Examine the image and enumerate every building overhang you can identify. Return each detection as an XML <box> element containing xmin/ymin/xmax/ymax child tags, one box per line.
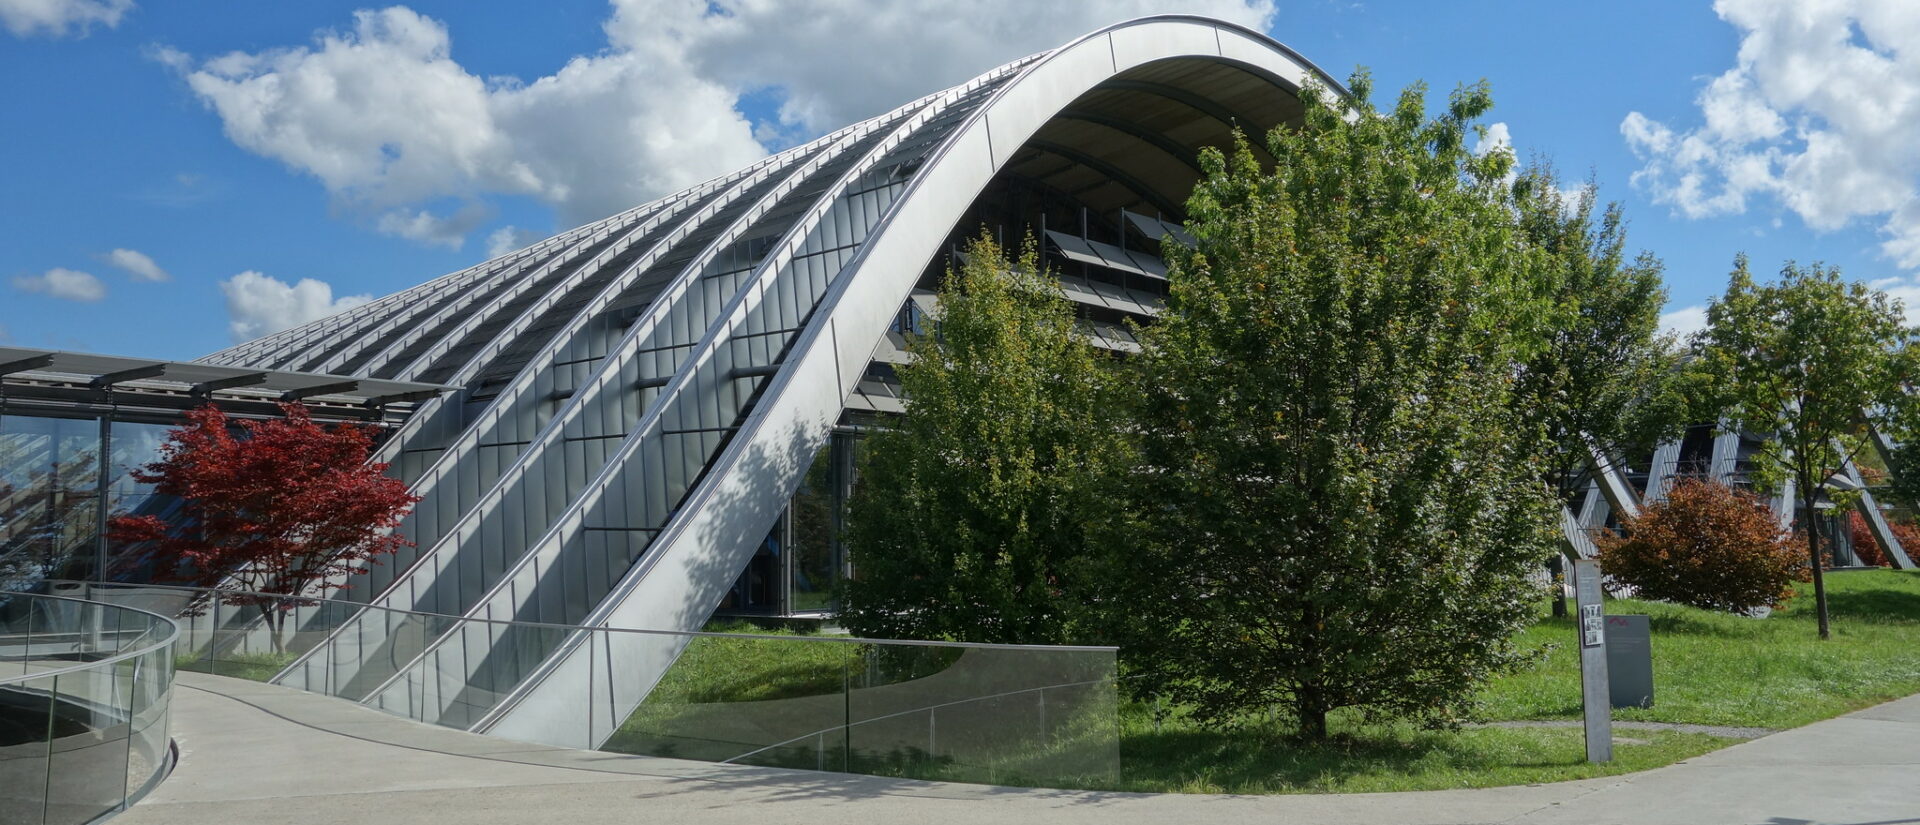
<box><xmin>0</xmin><ymin>346</ymin><xmax>455</xmax><ymax>425</ymax></box>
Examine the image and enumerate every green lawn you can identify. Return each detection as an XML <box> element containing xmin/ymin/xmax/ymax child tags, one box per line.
<box><xmin>604</xmin><ymin>570</ymin><xmax>1920</xmax><ymax>794</ymax></box>
<box><xmin>1109</xmin><ymin>715</ymin><xmax>1728</xmax><ymax>794</ymax></box>
<box><xmin>1485</xmin><ymin>568</ymin><xmax>1920</xmax><ymax>730</ymax></box>
<box><xmin>639</xmin><ymin>620</ymin><xmax>865</xmax><ymax>705</ymax></box>
<box><xmin>175</xmin><ymin>650</ymin><xmax>298</xmax><ymax>682</ymax></box>
<box><xmin>1108</xmin><ymin>568</ymin><xmax>1920</xmax><ymax>793</ymax></box>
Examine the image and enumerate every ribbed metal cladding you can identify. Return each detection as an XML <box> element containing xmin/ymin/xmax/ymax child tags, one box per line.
<box><xmin>268</xmin><ymin>85</ymin><xmax>968</xmax><ymax>703</ymax></box>
<box><xmin>185</xmin><ymin>14</ymin><xmax>1342</xmax><ymax>748</ymax></box>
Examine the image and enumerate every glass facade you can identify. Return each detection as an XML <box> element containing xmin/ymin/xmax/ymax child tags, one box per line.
<box><xmin>0</xmin><ymin>414</ymin><xmax>178</xmax><ymax>589</ymax></box>
<box><xmin>722</xmin><ymin>429</ymin><xmax>859</xmax><ymax>615</ymax></box>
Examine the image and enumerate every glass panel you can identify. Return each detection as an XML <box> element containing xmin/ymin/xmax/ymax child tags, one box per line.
<box><xmin>848</xmin><ymin>647</ymin><xmax>1120</xmax><ymax>786</ymax></box>
<box><xmin>0</xmin><ymin>415</ymin><xmax>103</xmax><ymax>588</ymax></box>
<box><xmin>0</xmin><ymin>671</ymin><xmax>56</xmax><ymax>825</ymax></box>
<box><xmin>605</xmin><ymin>634</ymin><xmax>856</xmax><ymax>765</ymax></box>
<box><xmin>103</xmin><ymin>420</ymin><xmax>178</xmax><ymax>583</ymax></box>
<box><xmin>605</xmin><ymin>635</ymin><xmax>1120</xmax><ymax>789</ymax></box>
<box><xmin>789</xmin><ymin>446</ymin><xmax>835</xmax><ymax>613</ymax></box>
<box><xmin>125</xmin><ymin>645</ymin><xmax>171</xmax><ymax>800</ymax></box>
<box><xmin>43</xmin><ymin>667</ymin><xmax>131</xmax><ymax>824</ymax></box>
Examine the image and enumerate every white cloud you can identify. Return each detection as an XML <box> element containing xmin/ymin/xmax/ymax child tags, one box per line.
<box><xmin>104</xmin><ymin>248</ymin><xmax>168</xmax><ymax>282</ymax></box>
<box><xmin>163</xmin><ymin>2</ymin><xmax>1275</xmax><ymax>241</ymax></box>
<box><xmin>12</xmin><ymin>267</ymin><xmax>106</xmax><ymax>301</ymax></box>
<box><xmin>1659</xmin><ymin>304</ymin><xmax>1709</xmax><ymax>339</ymax></box>
<box><xmin>165</xmin><ymin>6</ymin><xmax>766</xmax><ymax>232</ymax></box>
<box><xmin>376</xmin><ymin>202</ymin><xmax>492</xmax><ymax>248</ymax></box>
<box><xmin>1474</xmin><ymin>121</ymin><xmax>1513</xmax><ymax>157</ymax></box>
<box><xmin>0</xmin><ymin>0</ymin><xmax>131</xmax><ymax>38</ymax></box>
<box><xmin>1472</xmin><ymin>121</ymin><xmax>1517</xmax><ymax>189</ymax></box>
<box><xmin>1622</xmin><ymin>0</ymin><xmax>1920</xmax><ymax>269</ymax></box>
<box><xmin>1863</xmin><ymin>273</ymin><xmax>1920</xmax><ymax>326</ymax></box>
<box><xmin>606</xmin><ymin>0</ymin><xmax>1278</xmax><ymax>135</ymax></box>
<box><xmin>220</xmin><ymin>270</ymin><xmax>372</xmax><ymax>343</ymax></box>
<box><xmin>485</xmin><ymin>225</ymin><xmax>543</xmax><ymax>258</ymax></box>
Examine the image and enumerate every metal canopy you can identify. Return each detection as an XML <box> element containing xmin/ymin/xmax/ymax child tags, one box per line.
<box><xmin>0</xmin><ymin>346</ymin><xmax>453</xmax><ymax>407</ymax></box>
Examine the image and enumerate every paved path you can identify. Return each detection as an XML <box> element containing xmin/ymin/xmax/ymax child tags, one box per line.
<box><xmin>122</xmin><ymin>672</ymin><xmax>1920</xmax><ymax>825</ymax></box>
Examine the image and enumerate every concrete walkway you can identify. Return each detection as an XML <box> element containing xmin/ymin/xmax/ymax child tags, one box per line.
<box><xmin>121</xmin><ymin>672</ymin><xmax>1920</xmax><ymax>825</ymax></box>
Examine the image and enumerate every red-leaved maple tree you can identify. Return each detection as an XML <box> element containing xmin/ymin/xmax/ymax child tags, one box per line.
<box><xmin>109</xmin><ymin>403</ymin><xmax>418</xmax><ymax>651</ymax></box>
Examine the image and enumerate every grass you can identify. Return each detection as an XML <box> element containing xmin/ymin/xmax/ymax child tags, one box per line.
<box><xmin>601</xmin><ymin>570</ymin><xmax>1920</xmax><ymax>794</ymax></box>
<box><xmin>1105</xmin><ymin>568</ymin><xmax>1920</xmax><ymax>793</ymax></box>
<box><xmin>640</xmin><ymin>620</ymin><xmax>865</xmax><ymax>705</ymax></box>
<box><xmin>1485</xmin><ymin>568</ymin><xmax>1920</xmax><ymax>729</ymax></box>
<box><xmin>175</xmin><ymin>650</ymin><xmax>298</xmax><ymax>682</ymax></box>
<box><xmin>1108</xmin><ymin>715</ymin><xmax>1728</xmax><ymax>793</ymax></box>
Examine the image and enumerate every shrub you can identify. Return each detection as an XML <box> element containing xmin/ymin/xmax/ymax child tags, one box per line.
<box><xmin>1843</xmin><ymin>511</ymin><xmax>1891</xmax><ymax>567</ymax></box>
<box><xmin>1598</xmin><ymin>479</ymin><xmax>1808</xmax><ymax>612</ymax></box>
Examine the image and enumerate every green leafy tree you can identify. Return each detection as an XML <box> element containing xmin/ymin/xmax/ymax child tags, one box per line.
<box><xmin>838</xmin><ymin>233</ymin><xmax>1121</xmax><ymax>644</ymax></box>
<box><xmin>1109</xmin><ymin>75</ymin><xmax>1560</xmax><ymax>740</ymax></box>
<box><xmin>1508</xmin><ymin>166</ymin><xmax>1685</xmax><ymax>616</ymax></box>
<box><xmin>1693</xmin><ymin>258</ymin><xmax>1917</xmax><ymax>639</ymax></box>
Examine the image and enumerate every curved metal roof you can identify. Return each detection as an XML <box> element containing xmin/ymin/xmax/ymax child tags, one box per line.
<box><xmin>208</xmin><ymin>16</ymin><xmax>1336</xmax><ymax>748</ymax></box>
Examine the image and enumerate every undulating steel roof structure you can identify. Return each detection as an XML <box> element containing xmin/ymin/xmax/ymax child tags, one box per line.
<box><xmin>202</xmin><ymin>15</ymin><xmax>1349</xmax><ymax>748</ymax></box>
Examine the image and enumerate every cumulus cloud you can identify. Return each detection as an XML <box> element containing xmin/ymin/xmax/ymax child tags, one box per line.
<box><xmin>376</xmin><ymin>202</ymin><xmax>492</xmax><ymax>248</ymax></box>
<box><xmin>606</xmin><ymin>0</ymin><xmax>1278</xmax><ymax>135</ymax></box>
<box><xmin>1658</xmin><ymin>304</ymin><xmax>1709</xmax><ymax>339</ymax></box>
<box><xmin>104</xmin><ymin>248</ymin><xmax>168</xmax><ymax>282</ymax></box>
<box><xmin>485</xmin><ymin>225</ymin><xmax>543</xmax><ymax>258</ymax></box>
<box><xmin>0</xmin><ymin>0</ymin><xmax>130</xmax><ymax>38</ymax></box>
<box><xmin>162</xmin><ymin>1</ymin><xmax>1274</xmax><ymax>242</ymax></box>
<box><xmin>1622</xmin><ymin>0</ymin><xmax>1920</xmax><ymax>269</ymax></box>
<box><xmin>1860</xmin><ymin>273</ymin><xmax>1920</xmax><ymax>326</ymax></box>
<box><xmin>12</xmin><ymin>268</ymin><xmax>106</xmax><ymax>301</ymax></box>
<box><xmin>220</xmin><ymin>270</ymin><xmax>372</xmax><ymax>342</ymax></box>
<box><xmin>1474</xmin><ymin>122</ymin><xmax>1513</xmax><ymax>157</ymax></box>
<box><xmin>164</xmin><ymin>6</ymin><xmax>765</xmax><ymax>231</ymax></box>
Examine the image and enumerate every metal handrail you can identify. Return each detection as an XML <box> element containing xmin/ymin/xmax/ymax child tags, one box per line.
<box><xmin>0</xmin><ymin>590</ymin><xmax>181</xmax><ymax>685</ymax></box>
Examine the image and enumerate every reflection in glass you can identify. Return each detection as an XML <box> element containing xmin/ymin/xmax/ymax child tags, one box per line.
<box><xmin>105</xmin><ymin>420</ymin><xmax>178</xmax><ymax>582</ymax></box>
<box><xmin>0</xmin><ymin>416</ymin><xmax>102</xmax><ymax>587</ymax></box>
<box><xmin>789</xmin><ymin>445</ymin><xmax>836</xmax><ymax>613</ymax></box>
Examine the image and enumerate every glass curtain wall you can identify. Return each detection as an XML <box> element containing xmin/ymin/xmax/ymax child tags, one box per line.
<box><xmin>721</xmin><ymin>429</ymin><xmax>860</xmax><ymax>616</ymax></box>
<box><xmin>0</xmin><ymin>413</ymin><xmax>178</xmax><ymax>589</ymax></box>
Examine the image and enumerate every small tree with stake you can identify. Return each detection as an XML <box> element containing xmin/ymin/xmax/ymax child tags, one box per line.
<box><xmin>1692</xmin><ymin>258</ymin><xmax>1916</xmax><ymax>639</ymax></box>
<box><xmin>109</xmin><ymin>403</ymin><xmax>419</xmax><ymax>652</ymax></box>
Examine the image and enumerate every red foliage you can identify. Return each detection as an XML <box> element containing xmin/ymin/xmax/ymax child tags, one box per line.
<box><xmin>109</xmin><ymin>404</ymin><xmax>418</xmax><ymax>628</ymax></box>
<box><xmin>1843</xmin><ymin>511</ymin><xmax>1891</xmax><ymax>567</ymax></box>
<box><xmin>1597</xmin><ymin>478</ymin><xmax>1809</xmax><ymax>613</ymax></box>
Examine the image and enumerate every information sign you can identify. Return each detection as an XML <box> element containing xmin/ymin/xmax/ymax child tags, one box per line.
<box><xmin>1572</xmin><ymin>559</ymin><xmax>1611</xmax><ymax>763</ymax></box>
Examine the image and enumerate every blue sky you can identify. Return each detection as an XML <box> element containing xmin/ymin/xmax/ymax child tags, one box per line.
<box><xmin>4</xmin><ymin>0</ymin><xmax>1916</xmax><ymax>360</ymax></box>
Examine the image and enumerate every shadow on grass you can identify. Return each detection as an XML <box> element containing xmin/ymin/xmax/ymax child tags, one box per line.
<box><xmin>1818</xmin><ymin>588</ymin><xmax>1920</xmax><ymax>624</ymax></box>
<box><xmin>1114</xmin><ymin>724</ymin><xmax>1546</xmax><ymax>793</ymax></box>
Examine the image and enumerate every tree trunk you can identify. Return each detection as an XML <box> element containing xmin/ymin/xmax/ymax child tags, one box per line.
<box><xmin>1804</xmin><ymin>492</ymin><xmax>1830</xmax><ymax>640</ymax></box>
<box><xmin>1297</xmin><ymin>692</ymin><xmax>1329</xmax><ymax>741</ymax></box>
<box><xmin>260</xmin><ymin>600</ymin><xmax>288</xmax><ymax>655</ymax></box>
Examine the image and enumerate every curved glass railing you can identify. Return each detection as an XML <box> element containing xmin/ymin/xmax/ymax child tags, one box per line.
<box><xmin>0</xmin><ymin>591</ymin><xmax>179</xmax><ymax>825</ymax></box>
<box><xmin>73</xmin><ymin>581</ymin><xmax>1117</xmax><ymax>788</ymax></box>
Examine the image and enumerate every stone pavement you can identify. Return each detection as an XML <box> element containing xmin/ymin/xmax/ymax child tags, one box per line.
<box><xmin>119</xmin><ymin>672</ymin><xmax>1920</xmax><ymax>825</ymax></box>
